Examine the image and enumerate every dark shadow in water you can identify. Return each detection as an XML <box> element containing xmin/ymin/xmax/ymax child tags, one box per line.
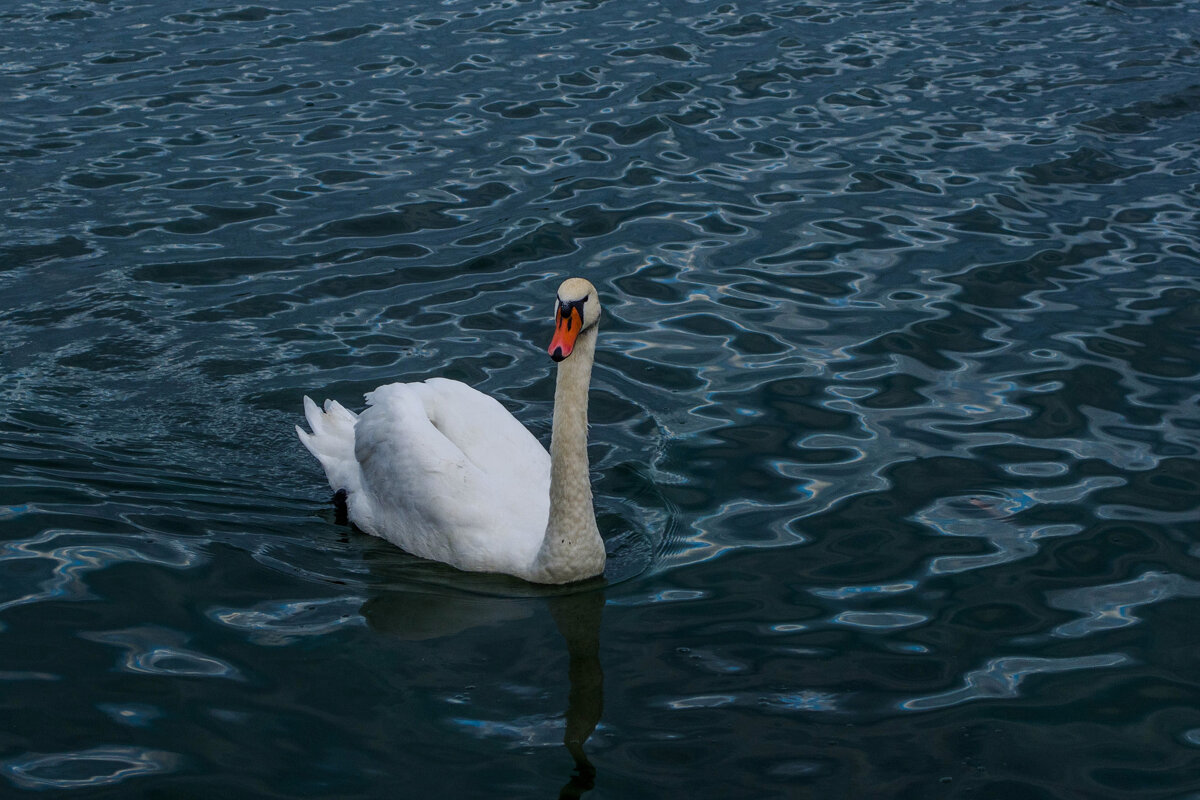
<box><xmin>359</xmin><ymin>571</ymin><xmax>606</xmax><ymax>797</ymax></box>
<box><xmin>548</xmin><ymin>590</ymin><xmax>604</xmax><ymax>799</ymax></box>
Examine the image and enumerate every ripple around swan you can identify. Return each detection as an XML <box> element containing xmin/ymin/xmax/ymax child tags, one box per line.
<box><xmin>2</xmin><ymin>0</ymin><xmax>1200</xmax><ymax>796</ymax></box>
<box><xmin>208</xmin><ymin>596</ymin><xmax>365</xmax><ymax>646</ymax></box>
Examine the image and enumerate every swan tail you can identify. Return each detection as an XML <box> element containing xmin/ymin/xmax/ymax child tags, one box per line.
<box><xmin>297</xmin><ymin>396</ymin><xmax>363</xmax><ymax>496</ymax></box>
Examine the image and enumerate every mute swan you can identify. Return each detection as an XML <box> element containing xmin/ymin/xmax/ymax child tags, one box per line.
<box><xmin>297</xmin><ymin>278</ymin><xmax>606</xmax><ymax>584</ymax></box>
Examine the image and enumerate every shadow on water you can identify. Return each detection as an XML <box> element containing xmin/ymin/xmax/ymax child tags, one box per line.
<box><xmin>290</xmin><ymin>380</ymin><xmax>662</xmax><ymax>797</ymax></box>
<box><xmin>549</xmin><ymin>591</ymin><xmax>605</xmax><ymax>799</ymax></box>
<box><xmin>361</xmin><ymin>573</ymin><xmax>607</xmax><ymax>798</ymax></box>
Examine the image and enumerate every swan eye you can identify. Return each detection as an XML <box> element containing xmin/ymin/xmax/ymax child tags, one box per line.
<box><xmin>556</xmin><ymin>296</ymin><xmax>587</xmax><ymax>328</ymax></box>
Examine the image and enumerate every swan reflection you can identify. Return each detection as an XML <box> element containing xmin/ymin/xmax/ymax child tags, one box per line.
<box><xmin>361</xmin><ymin>575</ymin><xmax>605</xmax><ymax>797</ymax></box>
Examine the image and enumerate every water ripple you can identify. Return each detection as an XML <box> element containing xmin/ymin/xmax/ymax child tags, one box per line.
<box><xmin>2</xmin><ymin>746</ymin><xmax>181</xmax><ymax>791</ymax></box>
<box><xmin>83</xmin><ymin>626</ymin><xmax>241</xmax><ymax>679</ymax></box>
<box><xmin>0</xmin><ymin>529</ymin><xmax>202</xmax><ymax>615</ymax></box>
<box><xmin>2</xmin><ymin>0</ymin><xmax>1199</xmax><ymax>794</ymax></box>
<box><xmin>1049</xmin><ymin>571</ymin><xmax>1200</xmax><ymax>639</ymax></box>
<box><xmin>900</xmin><ymin>653</ymin><xmax>1131</xmax><ymax>712</ymax></box>
<box><xmin>209</xmin><ymin>596</ymin><xmax>365</xmax><ymax>645</ymax></box>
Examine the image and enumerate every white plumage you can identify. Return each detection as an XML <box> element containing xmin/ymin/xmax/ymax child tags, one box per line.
<box><xmin>297</xmin><ymin>278</ymin><xmax>606</xmax><ymax>584</ymax></box>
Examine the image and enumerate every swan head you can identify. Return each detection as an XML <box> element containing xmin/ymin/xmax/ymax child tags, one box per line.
<box><xmin>548</xmin><ymin>278</ymin><xmax>601</xmax><ymax>362</ymax></box>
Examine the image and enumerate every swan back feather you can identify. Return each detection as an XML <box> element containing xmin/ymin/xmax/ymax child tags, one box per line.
<box><xmin>301</xmin><ymin>379</ymin><xmax>553</xmax><ymax>577</ymax></box>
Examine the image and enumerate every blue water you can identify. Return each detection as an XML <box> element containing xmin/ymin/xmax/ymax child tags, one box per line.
<box><xmin>2</xmin><ymin>0</ymin><xmax>1200</xmax><ymax>796</ymax></box>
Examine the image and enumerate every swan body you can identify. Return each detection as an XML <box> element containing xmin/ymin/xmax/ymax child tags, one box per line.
<box><xmin>297</xmin><ymin>278</ymin><xmax>605</xmax><ymax>584</ymax></box>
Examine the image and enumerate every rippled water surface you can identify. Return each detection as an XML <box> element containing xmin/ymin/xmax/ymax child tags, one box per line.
<box><xmin>3</xmin><ymin>0</ymin><xmax>1200</xmax><ymax>796</ymax></box>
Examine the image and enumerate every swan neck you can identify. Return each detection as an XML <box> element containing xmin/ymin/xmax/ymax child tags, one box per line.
<box><xmin>535</xmin><ymin>324</ymin><xmax>604</xmax><ymax>583</ymax></box>
<box><xmin>551</xmin><ymin>325</ymin><xmax>595</xmax><ymax>465</ymax></box>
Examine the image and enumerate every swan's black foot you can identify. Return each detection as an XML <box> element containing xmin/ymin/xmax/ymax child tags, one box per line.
<box><xmin>332</xmin><ymin>488</ymin><xmax>349</xmax><ymax>525</ymax></box>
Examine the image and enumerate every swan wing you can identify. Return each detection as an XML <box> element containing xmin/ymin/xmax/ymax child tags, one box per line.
<box><xmin>406</xmin><ymin>377</ymin><xmax>551</xmax><ymax>492</ymax></box>
<box><xmin>338</xmin><ymin>379</ymin><xmax>551</xmax><ymax>574</ymax></box>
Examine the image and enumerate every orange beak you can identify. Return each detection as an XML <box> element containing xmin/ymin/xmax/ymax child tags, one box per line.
<box><xmin>548</xmin><ymin>304</ymin><xmax>582</xmax><ymax>362</ymax></box>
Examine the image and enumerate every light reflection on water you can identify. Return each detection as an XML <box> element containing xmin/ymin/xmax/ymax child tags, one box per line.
<box><xmin>900</xmin><ymin>654</ymin><xmax>1132</xmax><ymax>713</ymax></box>
<box><xmin>2</xmin><ymin>746</ymin><xmax>182</xmax><ymax>791</ymax></box>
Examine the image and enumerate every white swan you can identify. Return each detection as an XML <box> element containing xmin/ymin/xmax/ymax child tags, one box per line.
<box><xmin>297</xmin><ymin>277</ymin><xmax>606</xmax><ymax>584</ymax></box>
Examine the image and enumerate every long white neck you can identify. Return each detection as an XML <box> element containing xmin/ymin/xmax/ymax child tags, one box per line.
<box><xmin>533</xmin><ymin>324</ymin><xmax>606</xmax><ymax>584</ymax></box>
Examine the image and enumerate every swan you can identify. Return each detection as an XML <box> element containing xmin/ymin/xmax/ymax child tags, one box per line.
<box><xmin>297</xmin><ymin>277</ymin><xmax>606</xmax><ymax>584</ymax></box>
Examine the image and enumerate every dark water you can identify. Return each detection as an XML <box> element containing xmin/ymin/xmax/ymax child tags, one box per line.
<box><xmin>2</xmin><ymin>0</ymin><xmax>1200</xmax><ymax>796</ymax></box>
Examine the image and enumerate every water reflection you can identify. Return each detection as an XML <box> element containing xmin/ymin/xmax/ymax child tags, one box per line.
<box><xmin>900</xmin><ymin>653</ymin><xmax>1131</xmax><ymax>712</ymax></box>
<box><xmin>1</xmin><ymin>746</ymin><xmax>181</xmax><ymax>791</ymax></box>
<box><xmin>548</xmin><ymin>591</ymin><xmax>605</xmax><ymax>799</ymax></box>
<box><xmin>361</xmin><ymin>576</ymin><xmax>606</xmax><ymax>798</ymax></box>
<box><xmin>1048</xmin><ymin>571</ymin><xmax>1200</xmax><ymax>639</ymax></box>
<box><xmin>2</xmin><ymin>0</ymin><xmax>1200</xmax><ymax>794</ymax></box>
<box><xmin>83</xmin><ymin>626</ymin><xmax>242</xmax><ymax>679</ymax></box>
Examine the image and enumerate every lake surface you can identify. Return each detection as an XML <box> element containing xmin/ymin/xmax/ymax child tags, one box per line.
<box><xmin>3</xmin><ymin>0</ymin><xmax>1200</xmax><ymax>796</ymax></box>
